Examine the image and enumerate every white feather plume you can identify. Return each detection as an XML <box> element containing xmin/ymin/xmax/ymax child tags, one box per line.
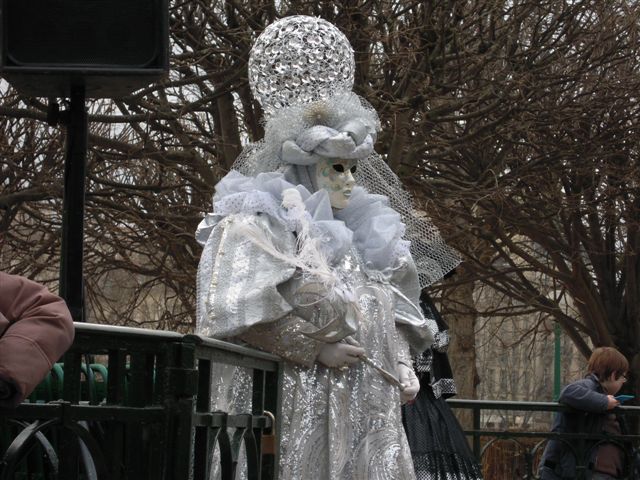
<box><xmin>282</xmin><ymin>188</ymin><xmax>337</xmax><ymax>289</ymax></box>
<box><xmin>231</xmin><ymin>188</ymin><xmax>338</xmax><ymax>294</ymax></box>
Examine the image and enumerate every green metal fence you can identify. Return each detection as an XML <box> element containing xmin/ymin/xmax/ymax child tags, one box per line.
<box><xmin>448</xmin><ymin>398</ymin><xmax>640</xmax><ymax>479</ymax></box>
<box><xmin>0</xmin><ymin>323</ymin><xmax>281</xmax><ymax>480</ymax></box>
<box><xmin>3</xmin><ymin>324</ymin><xmax>640</xmax><ymax>480</ymax></box>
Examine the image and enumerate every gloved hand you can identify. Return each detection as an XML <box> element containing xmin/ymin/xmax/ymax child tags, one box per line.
<box><xmin>316</xmin><ymin>342</ymin><xmax>365</xmax><ymax>369</ymax></box>
<box><xmin>397</xmin><ymin>362</ymin><xmax>419</xmax><ymax>404</ymax></box>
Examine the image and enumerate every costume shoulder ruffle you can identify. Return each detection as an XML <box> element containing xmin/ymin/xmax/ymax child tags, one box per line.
<box><xmin>196</xmin><ymin>171</ymin><xmax>410</xmax><ymax>274</ymax></box>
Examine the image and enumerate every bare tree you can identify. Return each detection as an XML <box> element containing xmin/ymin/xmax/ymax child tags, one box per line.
<box><xmin>1</xmin><ymin>0</ymin><xmax>639</xmax><ymax>397</ymax></box>
<box><xmin>388</xmin><ymin>1</ymin><xmax>640</xmax><ymax>390</ymax></box>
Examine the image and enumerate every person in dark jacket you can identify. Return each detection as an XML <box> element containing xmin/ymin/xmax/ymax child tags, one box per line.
<box><xmin>0</xmin><ymin>272</ymin><xmax>75</xmax><ymax>407</ymax></box>
<box><xmin>539</xmin><ymin>346</ymin><xmax>631</xmax><ymax>480</ymax></box>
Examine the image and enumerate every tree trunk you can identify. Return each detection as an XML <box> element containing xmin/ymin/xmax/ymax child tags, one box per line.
<box><xmin>216</xmin><ymin>92</ymin><xmax>242</xmax><ymax>170</ymax></box>
<box><xmin>443</xmin><ymin>268</ymin><xmax>479</xmax><ymax>431</ymax></box>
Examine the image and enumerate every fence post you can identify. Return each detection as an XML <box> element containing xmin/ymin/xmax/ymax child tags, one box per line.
<box><xmin>165</xmin><ymin>341</ymin><xmax>198</xmax><ymax>480</ymax></box>
<box><xmin>473</xmin><ymin>404</ymin><xmax>481</xmax><ymax>459</ymax></box>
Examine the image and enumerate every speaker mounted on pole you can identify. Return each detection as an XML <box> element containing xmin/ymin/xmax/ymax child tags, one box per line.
<box><xmin>0</xmin><ymin>0</ymin><xmax>169</xmax><ymax>98</ymax></box>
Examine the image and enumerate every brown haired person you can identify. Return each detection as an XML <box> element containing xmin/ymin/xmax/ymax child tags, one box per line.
<box><xmin>539</xmin><ymin>347</ymin><xmax>632</xmax><ymax>480</ymax></box>
<box><xmin>0</xmin><ymin>272</ymin><xmax>75</xmax><ymax>407</ymax></box>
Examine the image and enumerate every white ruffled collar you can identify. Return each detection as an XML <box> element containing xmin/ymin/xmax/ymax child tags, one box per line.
<box><xmin>196</xmin><ymin>171</ymin><xmax>410</xmax><ymax>274</ymax></box>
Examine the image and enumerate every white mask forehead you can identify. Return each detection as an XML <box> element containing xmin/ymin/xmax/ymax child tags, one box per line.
<box><xmin>314</xmin><ymin>158</ymin><xmax>358</xmax><ymax>209</ymax></box>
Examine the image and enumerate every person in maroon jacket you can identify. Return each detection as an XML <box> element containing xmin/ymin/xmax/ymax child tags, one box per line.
<box><xmin>0</xmin><ymin>271</ymin><xmax>75</xmax><ymax>407</ymax></box>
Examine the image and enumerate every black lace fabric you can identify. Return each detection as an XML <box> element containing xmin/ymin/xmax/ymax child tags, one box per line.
<box><xmin>402</xmin><ymin>291</ymin><xmax>484</xmax><ymax>479</ymax></box>
<box><xmin>402</xmin><ymin>383</ymin><xmax>483</xmax><ymax>480</ymax></box>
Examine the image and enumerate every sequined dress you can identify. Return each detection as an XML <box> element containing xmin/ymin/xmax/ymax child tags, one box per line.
<box><xmin>196</xmin><ymin>172</ymin><xmax>434</xmax><ymax>480</ymax></box>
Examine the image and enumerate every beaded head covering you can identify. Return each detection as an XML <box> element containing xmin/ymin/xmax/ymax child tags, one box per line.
<box><xmin>235</xmin><ymin>15</ymin><xmax>461</xmax><ymax>287</ymax></box>
<box><xmin>249</xmin><ymin>15</ymin><xmax>356</xmax><ymax>118</ymax></box>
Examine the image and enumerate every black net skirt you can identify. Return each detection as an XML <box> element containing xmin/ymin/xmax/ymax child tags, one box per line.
<box><xmin>402</xmin><ymin>383</ymin><xmax>483</xmax><ymax>480</ymax></box>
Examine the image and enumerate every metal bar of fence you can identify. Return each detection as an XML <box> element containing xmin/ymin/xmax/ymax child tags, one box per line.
<box><xmin>473</xmin><ymin>403</ymin><xmax>481</xmax><ymax>457</ymax></box>
<box><xmin>448</xmin><ymin>398</ymin><xmax>640</xmax><ymax>412</ymax></box>
<box><xmin>184</xmin><ymin>334</ymin><xmax>280</xmax><ymax>372</ymax></box>
<box><xmin>2</xmin><ymin>404</ymin><xmax>166</xmax><ymax>421</ymax></box>
<box><xmin>73</xmin><ymin>322</ymin><xmax>184</xmax><ymax>340</ymax></box>
<box><xmin>194</xmin><ymin>356</ymin><xmax>213</xmax><ymax>480</ymax></box>
<box><xmin>462</xmin><ymin>429</ymin><xmax>640</xmax><ymax>441</ymax></box>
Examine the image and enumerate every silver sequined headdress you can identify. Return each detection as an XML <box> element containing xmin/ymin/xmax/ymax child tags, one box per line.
<box><xmin>235</xmin><ymin>15</ymin><xmax>461</xmax><ymax>287</ymax></box>
<box><xmin>249</xmin><ymin>15</ymin><xmax>356</xmax><ymax>118</ymax></box>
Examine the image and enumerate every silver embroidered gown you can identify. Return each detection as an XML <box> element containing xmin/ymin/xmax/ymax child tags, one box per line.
<box><xmin>196</xmin><ymin>178</ymin><xmax>433</xmax><ymax>480</ymax></box>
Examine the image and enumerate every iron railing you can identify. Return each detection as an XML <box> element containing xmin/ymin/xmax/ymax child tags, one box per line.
<box><xmin>448</xmin><ymin>398</ymin><xmax>640</xmax><ymax>479</ymax></box>
<box><xmin>3</xmin><ymin>324</ymin><xmax>639</xmax><ymax>480</ymax></box>
<box><xmin>0</xmin><ymin>323</ymin><xmax>281</xmax><ymax>480</ymax></box>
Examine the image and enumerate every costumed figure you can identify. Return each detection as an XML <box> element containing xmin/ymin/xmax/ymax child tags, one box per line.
<box><xmin>195</xmin><ymin>16</ymin><xmax>460</xmax><ymax>480</ymax></box>
<box><xmin>402</xmin><ymin>291</ymin><xmax>484</xmax><ymax>480</ymax></box>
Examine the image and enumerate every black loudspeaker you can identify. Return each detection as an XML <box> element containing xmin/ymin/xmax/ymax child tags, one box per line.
<box><xmin>0</xmin><ymin>0</ymin><xmax>169</xmax><ymax>98</ymax></box>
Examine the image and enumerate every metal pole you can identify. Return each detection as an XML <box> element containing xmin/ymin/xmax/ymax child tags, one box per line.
<box><xmin>553</xmin><ymin>322</ymin><xmax>562</xmax><ymax>400</ymax></box>
<box><xmin>473</xmin><ymin>405</ymin><xmax>481</xmax><ymax>459</ymax></box>
<box><xmin>59</xmin><ymin>85</ymin><xmax>87</xmax><ymax>323</ymax></box>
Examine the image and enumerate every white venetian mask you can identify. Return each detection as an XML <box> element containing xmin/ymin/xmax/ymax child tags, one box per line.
<box><xmin>314</xmin><ymin>158</ymin><xmax>358</xmax><ymax>209</ymax></box>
